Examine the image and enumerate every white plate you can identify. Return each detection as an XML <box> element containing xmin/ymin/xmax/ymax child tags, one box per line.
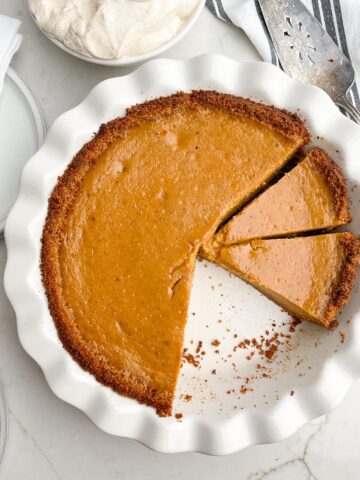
<box><xmin>0</xmin><ymin>386</ymin><xmax>7</xmax><ymax>465</ymax></box>
<box><xmin>26</xmin><ymin>0</ymin><xmax>205</xmax><ymax>67</ymax></box>
<box><xmin>0</xmin><ymin>68</ymin><xmax>46</xmax><ymax>235</ymax></box>
<box><xmin>4</xmin><ymin>55</ymin><xmax>360</xmax><ymax>455</ymax></box>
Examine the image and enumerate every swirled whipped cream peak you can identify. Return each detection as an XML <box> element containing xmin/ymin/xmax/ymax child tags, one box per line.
<box><xmin>28</xmin><ymin>0</ymin><xmax>200</xmax><ymax>60</ymax></box>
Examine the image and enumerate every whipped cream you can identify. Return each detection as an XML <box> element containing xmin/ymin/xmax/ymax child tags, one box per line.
<box><xmin>28</xmin><ymin>0</ymin><xmax>200</xmax><ymax>60</ymax></box>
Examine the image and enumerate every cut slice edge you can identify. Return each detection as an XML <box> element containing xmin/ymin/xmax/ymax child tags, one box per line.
<box><xmin>216</xmin><ymin>233</ymin><xmax>360</xmax><ymax>329</ymax></box>
<box><xmin>200</xmin><ymin>147</ymin><xmax>351</xmax><ymax>262</ymax></box>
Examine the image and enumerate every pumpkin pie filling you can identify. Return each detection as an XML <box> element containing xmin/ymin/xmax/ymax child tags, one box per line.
<box><xmin>201</xmin><ymin>147</ymin><xmax>351</xmax><ymax>260</ymax></box>
<box><xmin>41</xmin><ymin>91</ymin><xmax>309</xmax><ymax>416</ymax></box>
<box><xmin>218</xmin><ymin>233</ymin><xmax>360</xmax><ymax>328</ymax></box>
<box><xmin>225</xmin><ymin>147</ymin><xmax>350</xmax><ymax>241</ymax></box>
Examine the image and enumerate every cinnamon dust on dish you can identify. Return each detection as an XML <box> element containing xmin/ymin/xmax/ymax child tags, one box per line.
<box><xmin>180</xmin><ymin>316</ymin><xmax>305</xmax><ymax>407</ymax></box>
<box><xmin>175</xmin><ymin>413</ymin><xmax>183</xmax><ymax>420</ymax></box>
<box><xmin>195</xmin><ymin>340</ymin><xmax>203</xmax><ymax>354</ymax></box>
<box><xmin>235</xmin><ymin>332</ymin><xmax>284</xmax><ymax>363</ymax></box>
<box><xmin>239</xmin><ymin>377</ymin><xmax>253</xmax><ymax>394</ymax></box>
<box><xmin>264</xmin><ymin>345</ymin><xmax>278</xmax><ymax>360</ymax></box>
<box><xmin>185</xmin><ymin>318</ymin><xmax>303</xmax><ymax>375</ymax></box>
<box><xmin>182</xmin><ymin>351</ymin><xmax>199</xmax><ymax>368</ymax></box>
<box><xmin>289</xmin><ymin>318</ymin><xmax>302</xmax><ymax>332</ymax></box>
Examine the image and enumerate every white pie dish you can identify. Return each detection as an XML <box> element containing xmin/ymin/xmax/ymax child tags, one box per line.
<box><xmin>4</xmin><ymin>54</ymin><xmax>360</xmax><ymax>455</ymax></box>
<box><xmin>26</xmin><ymin>0</ymin><xmax>206</xmax><ymax>67</ymax></box>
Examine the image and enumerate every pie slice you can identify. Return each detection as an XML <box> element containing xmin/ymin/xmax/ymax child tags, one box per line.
<box><xmin>41</xmin><ymin>91</ymin><xmax>309</xmax><ymax>416</ymax></box>
<box><xmin>201</xmin><ymin>147</ymin><xmax>351</xmax><ymax>260</ymax></box>
<box><xmin>218</xmin><ymin>233</ymin><xmax>360</xmax><ymax>328</ymax></box>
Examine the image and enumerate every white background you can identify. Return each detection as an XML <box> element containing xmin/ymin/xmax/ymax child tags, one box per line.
<box><xmin>1</xmin><ymin>1</ymin><xmax>360</xmax><ymax>478</ymax></box>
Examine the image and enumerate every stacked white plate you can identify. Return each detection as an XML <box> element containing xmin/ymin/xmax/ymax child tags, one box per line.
<box><xmin>0</xmin><ymin>67</ymin><xmax>45</xmax><ymax>462</ymax></box>
<box><xmin>0</xmin><ymin>68</ymin><xmax>46</xmax><ymax>235</ymax></box>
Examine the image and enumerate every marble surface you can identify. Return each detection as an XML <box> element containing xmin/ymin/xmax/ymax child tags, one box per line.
<box><xmin>1</xmin><ymin>1</ymin><xmax>360</xmax><ymax>478</ymax></box>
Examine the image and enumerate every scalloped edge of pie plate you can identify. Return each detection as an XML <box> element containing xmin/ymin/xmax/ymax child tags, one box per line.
<box><xmin>4</xmin><ymin>54</ymin><xmax>360</xmax><ymax>455</ymax></box>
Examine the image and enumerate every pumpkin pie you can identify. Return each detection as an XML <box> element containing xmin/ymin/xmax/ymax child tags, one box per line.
<box><xmin>201</xmin><ymin>147</ymin><xmax>351</xmax><ymax>260</ymax></box>
<box><xmin>41</xmin><ymin>91</ymin><xmax>309</xmax><ymax>416</ymax></box>
<box><xmin>218</xmin><ymin>233</ymin><xmax>360</xmax><ymax>328</ymax></box>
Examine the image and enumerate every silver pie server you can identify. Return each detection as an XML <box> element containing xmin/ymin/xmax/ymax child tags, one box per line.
<box><xmin>258</xmin><ymin>0</ymin><xmax>360</xmax><ymax>124</ymax></box>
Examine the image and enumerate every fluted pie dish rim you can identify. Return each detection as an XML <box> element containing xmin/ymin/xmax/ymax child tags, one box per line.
<box><xmin>4</xmin><ymin>55</ymin><xmax>360</xmax><ymax>455</ymax></box>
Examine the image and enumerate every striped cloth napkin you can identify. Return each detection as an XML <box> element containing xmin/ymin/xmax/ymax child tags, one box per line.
<box><xmin>0</xmin><ymin>15</ymin><xmax>22</xmax><ymax>96</ymax></box>
<box><xmin>206</xmin><ymin>0</ymin><xmax>359</xmax><ymax>109</ymax></box>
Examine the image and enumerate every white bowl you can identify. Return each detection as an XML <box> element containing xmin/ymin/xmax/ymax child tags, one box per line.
<box><xmin>4</xmin><ymin>55</ymin><xmax>360</xmax><ymax>455</ymax></box>
<box><xmin>27</xmin><ymin>0</ymin><xmax>206</xmax><ymax>66</ymax></box>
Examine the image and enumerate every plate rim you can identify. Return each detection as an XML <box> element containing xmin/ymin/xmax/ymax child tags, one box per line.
<box><xmin>4</xmin><ymin>54</ymin><xmax>360</xmax><ymax>455</ymax></box>
<box><xmin>0</xmin><ymin>68</ymin><xmax>46</xmax><ymax>235</ymax></box>
<box><xmin>0</xmin><ymin>385</ymin><xmax>7</xmax><ymax>466</ymax></box>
